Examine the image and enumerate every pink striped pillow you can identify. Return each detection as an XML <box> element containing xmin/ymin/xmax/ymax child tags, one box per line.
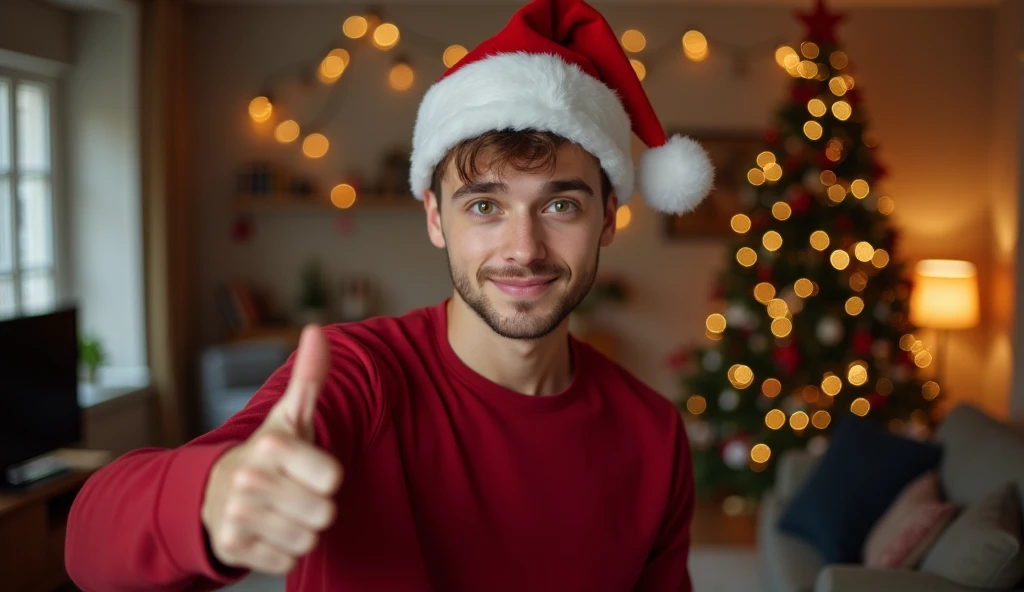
<box><xmin>864</xmin><ymin>472</ymin><xmax>959</xmax><ymax>569</ymax></box>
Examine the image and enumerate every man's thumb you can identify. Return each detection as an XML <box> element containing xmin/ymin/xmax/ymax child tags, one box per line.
<box><xmin>268</xmin><ymin>324</ymin><xmax>330</xmax><ymax>441</ymax></box>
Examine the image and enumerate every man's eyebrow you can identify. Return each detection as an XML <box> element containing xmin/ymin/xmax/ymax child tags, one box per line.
<box><xmin>543</xmin><ymin>178</ymin><xmax>594</xmax><ymax>196</ymax></box>
<box><xmin>451</xmin><ymin>181</ymin><xmax>509</xmax><ymax>201</ymax></box>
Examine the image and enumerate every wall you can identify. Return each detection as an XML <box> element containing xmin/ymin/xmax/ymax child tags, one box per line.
<box><xmin>189</xmin><ymin>3</ymin><xmax>999</xmax><ymax>404</ymax></box>
<box><xmin>67</xmin><ymin>5</ymin><xmax>147</xmax><ymax>378</ymax></box>
<box><xmin>0</xmin><ymin>0</ymin><xmax>73</xmax><ymax>65</ymax></box>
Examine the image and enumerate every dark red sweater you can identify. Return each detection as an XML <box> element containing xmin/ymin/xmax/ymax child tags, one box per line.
<box><xmin>66</xmin><ymin>300</ymin><xmax>695</xmax><ymax>591</ymax></box>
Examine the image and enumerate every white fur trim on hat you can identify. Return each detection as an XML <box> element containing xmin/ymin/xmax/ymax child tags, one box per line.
<box><xmin>637</xmin><ymin>134</ymin><xmax>715</xmax><ymax>215</ymax></box>
<box><xmin>410</xmin><ymin>52</ymin><xmax>635</xmax><ymax>203</ymax></box>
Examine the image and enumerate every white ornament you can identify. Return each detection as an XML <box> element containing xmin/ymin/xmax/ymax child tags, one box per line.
<box><xmin>719</xmin><ymin>388</ymin><xmax>741</xmax><ymax>412</ymax></box>
<box><xmin>686</xmin><ymin>419</ymin><xmax>715</xmax><ymax>449</ymax></box>
<box><xmin>803</xmin><ymin>168</ymin><xmax>822</xmax><ymax>191</ymax></box>
<box><xmin>723</xmin><ymin>439</ymin><xmax>750</xmax><ymax>470</ymax></box>
<box><xmin>807</xmin><ymin>435</ymin><xmax>829</xmax><ymax>456</ymax></box>
<box><xmin>749</xmin><ymin>333</ymin><xmax>769</xmax><ymax>353</ymax></box>
<box><xmin>816</xmin><ymin>316</ymin><xmax>845</xmax><ymax>346</ymax></box>
<box><xmin>726</xmin><ymin>304</ymin><xmax>756</xmax><ymax>330</ymax></box>
<box><xmin>703</xmin><ymin>350</ymin><xmax>723</xmax><ymax>372</ymax></box>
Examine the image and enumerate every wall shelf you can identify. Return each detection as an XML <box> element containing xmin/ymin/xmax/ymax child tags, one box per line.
<box><xmin>233</xmin><ymin>193</ymin><xmax>422</xmax><ymax>214</ymax></box>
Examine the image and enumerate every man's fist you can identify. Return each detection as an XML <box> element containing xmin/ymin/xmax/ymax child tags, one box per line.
<box><xmin>201</xmin><ymin>325</ymin><xmax>343</xmax><ymax>575</ymax></box>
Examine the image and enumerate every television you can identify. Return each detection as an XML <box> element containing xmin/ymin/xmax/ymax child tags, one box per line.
<box><xmin>0</xmin><ymin>307</ymin><xmax>82</xmax><ymax>487</ymax></box>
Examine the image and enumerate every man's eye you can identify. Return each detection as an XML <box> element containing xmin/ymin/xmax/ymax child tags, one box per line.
<box><xmin>472</xmin><ymin>201</ymin><xmax>495</xmax><ymax>215</ymax></box>
<box><xmin>548</xmin><ymin>200</ymin><xmax>577</xmax><ymax>213</ymax></box>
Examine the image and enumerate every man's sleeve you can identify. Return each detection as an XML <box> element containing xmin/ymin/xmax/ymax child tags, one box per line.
<box><xmin>634</xmin><ymin>412</ymin><xmax>696</xmax><ymax>592</ymax></box>
<box><xmin>65</xmin><ymin>328</ymin><xmax>385</xmax><ymax>592</ymax></box>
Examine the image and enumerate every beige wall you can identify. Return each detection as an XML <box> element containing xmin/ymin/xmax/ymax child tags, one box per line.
<box><xmin>189</xmin><ymin>3</ymin><xmax>1004</xmax><ymax>407</ymax></box>
<box><xmin>0</xmin><ymin>0</ymin><xmax>73</xmax><ymax>64</ymax></box>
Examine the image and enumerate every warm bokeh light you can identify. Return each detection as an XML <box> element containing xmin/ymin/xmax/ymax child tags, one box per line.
<box><xmin>763</xmin><ymin>163</ymin><xmax>783</xmax><ymax>182</ymax></box>
<box><xmin>851</xmin><ymin>397</ymin><xmax>871</xmax><ymax>416</ymax></box>
<box><xmin>878</xmin><ymin>196</ymin><xmax>896</xmax><ymax>215</ymax></box>
<box><xmin>319</xmin><ymin>51</ymin><xmax>348</xmax><ymax>84</ymax></box>
<box><xmin>846</xmin><ymin>296</ymin><xmax>865</xmax><ymax>316</ymax></box>
<box><xmin>829</xmin><ymin>77</ymin><xmax>848</xmax><ymax>96</ymax></box>
<box><xmin>794</xmin><ymin>278</ymin><xmax>814</xmax><ymax>298</ymax></box>
<box><xmin>372</xmin><ymin>23</ymin><xmax>400</xmax><ymax>50</ymax></box>
<box><xmin>915</xmin><ymin>351</ymin><xmax>934</xmax><ymax>368</ymax></box>
<box><xmin>443</xmin><ymin>45</ymin><xmax>468</xmax><ymax>68</ymax></box>
<box><xmin>771</xmin><ymin>318</ymin><xmax>793</xmax><ymax>338</ymax></box>
<box><xmin>830</xmin><ymin>51</ymin><xmax>849</xmax><ymax>69</ymax></box>
<box><xmin>803</xmin><ymin>121</ymin><xmax>823</xmax><ymax>140</ymax></box>
<box><xmin>772</xmin><ymin>202</ymin><xmax>792</xmax><ymax>220</ymax></box>
<box><xmin>849</xmin><ymin>271</ymin><xmax>868</xmax><ymax>292</ymax></box>
<box><xmin>923</xmin><ymin>381</ymin><xmax>941</xmax><ymax>401</ymax></box>
<box><xmin>798</xmin><ymin>60</ymin><xmax>818</xmax><ymax>78</ymax></box>
<box><xmin>827</xmin><ymin>184</ymin><xmax>847</xmax><ymax>203</ymax></box>
<box><xmin>832</xmin><ymin>100</ymin><xmax>852</xmax><ymax>120</ymax></box>
<box><xmin>706</xmin><ymin>313</ymin><xmax>727</xmax><ymax>333</ymax></box>
<box><xmin>820</xmin><ymin>170</ymin><xmax>837</xmax><ymax>185</ymax></box>
<box><xmin>872</xmin><ymin>249</ymin><xmax>890</xmax><ymax>268</ymax></box>
<box><xmin>810</xmin><ymin>231</ymin><xmax>830</xmax><ymax>251</ymax></box>
<box><xmin>747</xmin><ymin>168</ymin><xmax>766</xmax><ymax>186</ymax></box>
<box><xmin>910</xmin><ymin>259</ymin><xmax>980</xmax><ymax>330</ymax></box>
<box><xmin>830</xmin><ymin>250</ymin><xmax>850</xmax><ymax>270</ymax></box>
<box><xmin>249</xmin><ymin>96</ymin><xmax>272</xmax><ymax>122</ymax></box>
<box><xmin>757</xmin><ymin>151</ymin><xmax>776</xmax><ymax>168</ymax></box>
<box><xmin>686</xmin><ymin>395</ymin><xmax>707</xmax><ymax>415</ymax></box>
<box><xmin>274</xmin><ymin>119</ymin><xmax>300</xmax><ymax>143</ymax></box>
<box><xmin>302</xmin><ymin>133</ymin><xmax>329</xmax><ymax>158</ymax></box>
<box><xmin>911</xmin><ymin>340</ymin><xmax>925</xmax><ymax>353</ymax></box>
<box><xmin>731</xmin><ymin>213</ymin><xmax>752</xmax><ymax>233</ymax></box>
<box><xmin>682</xmin><ymin>30</ymin><xmax>708</xmax><ymax>61</ymax></box>
<box><xmin>737</xmin><ymin>247</ymin><xmax>757</xmax><ymax>267</ymax></box>
<box><xmin>766</xmin><ymin>298</ymin><xmax>788</xmax><ymax>319</ymax></box>
<box><xmin>855</xmin><ymin>241</ymin><xmax>874</xmax><ymax>262</ymax></box>
<box><xmin>775</xmin><ymin>45</ymin><xmax>798</xmax><ymax>68</ymax></box>
<box><xmin>812</xmin><ymin>410</ymin><xmax>831</xmax><ymax>429</ymax></box>
<box><xmin>616</xmin><ymin>205</ymin><xmax>632</xmax><ymax>229</ymax></box>
<box><xmin>762</xmin><ymin>378</ymin><xmax>782</xmax><ymax>398</ymax></box>
<box><xmin>841</xmin><ymin>74</ymin><xmax>856</xmax><ymax>89</ymax></box>
<box><xmin>848</xmin><ymin>362</ymin><xmax>868</xmax><ymax>386</ymax></box>
<box><xmin>330</xmin><ymin>183</ymin><xmax>357</xmax><ymax>209</ymax></box>
<box><xmin>621</xmin><ymin>29</ymin><xmax>647</xmax><ymax>53</ymax></box>
<box><xmin>790</xmin><ymin>411</ymin><xmax>810</xmax><ymax>431</ymax></box>
<box><xmin>763</xmin><ymin>231</ymin><xmax>783</xmax><ymax>252</ymax></box>
<box><xmin>822</xmin><ymin>375</ymin><xmax>842</xmax><ymax>396</ymax></box>
<box><xmin>751</xmin><ymin>444</ymin><xmax>772</xmax><ymax>464</ymax></box>
<box><xmin>389</xmin><ymin>63</ymin><xmax>415</xmax><ymax>91</ymax></box>
<box><xmin>343</xmin><ymin>15</ymin><xmax>369</xmax><ymax>38</ymax></box>
<box><xmin>766</xmin><ymin>410</ymin><xmax>786</xmax><ymax>430</ymax></box>
<box><xmin>800</xmin><ymin>41</ymin><xmax>820</xmax><ymax>59</ymax></box>
<box><xmin>630</xmin><ymin>59</ymin><xmax>646</xmax><ymax>81</ymax></box>
<box><xmin>808</xmin><ymin>99</ymin><xmax>827</xmax><ymax>117</ymax></box>
<box><xmin>900</xmin><ymin>334</ymin><xmax>917</xmax><ymax>350</ymax></box>
<box><xmin>754</xmin><ymin>282</ymin><xmax>776</xmax><ymax>304</ymax></box>
<box><xmin>728</xmin><ymin>364</ymin><xmax>755</xmax><ymax>388</ymax></box>
<box><xmin>851</xmin><ymin>179</ymin><xmax>869</xmax><ymax>199</ymax></box>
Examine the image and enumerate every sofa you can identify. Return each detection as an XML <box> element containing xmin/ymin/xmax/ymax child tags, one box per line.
<box><xmin>199</xmin><ymin>339</ymin><xmax>291</xmax><ymax>433</ymax></box>
<box><xmin>759</xmin><ymin>404</ymin><xmax>1024</xmax><ymax>592</ymax></box>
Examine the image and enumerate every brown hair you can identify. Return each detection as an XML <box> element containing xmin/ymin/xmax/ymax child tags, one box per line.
<box><xmin>429</xmin><ymin>130</ymin><xmax>612</xmax><ymax>209</ymax></box>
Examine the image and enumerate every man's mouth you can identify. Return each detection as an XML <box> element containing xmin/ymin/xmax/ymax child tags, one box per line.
<box><xmin>489</xmin><ymin>277</ymin><xmax>558</xmax><ymax>298</ymax></box>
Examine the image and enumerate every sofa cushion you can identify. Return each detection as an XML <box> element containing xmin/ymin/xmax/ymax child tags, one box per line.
<box><xmin>863</xmin><ymin>471</ymin><xmax>958</xmax><ymax>569</ymax></box>
<box><xmin>777</xmin><ymin>414</ymin><xmax>943</xmax><ymax>564</ymax></box>
<box><xmin>920</xmin><ymin>482</ymin><xmax>1024</xmax><ymax>589</ymax></box>
<box><xmin>759</xmin><ymin>492</ymin><xmax>824</xmax><ymax>592</ymax></box>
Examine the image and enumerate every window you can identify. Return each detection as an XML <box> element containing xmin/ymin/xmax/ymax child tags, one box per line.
<box><xmin>0</xmin><ymin>75</ymin><xmax>57</xmax><ymax>318</ymax></box>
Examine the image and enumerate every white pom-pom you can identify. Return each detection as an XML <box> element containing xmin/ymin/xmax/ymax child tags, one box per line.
<box><xmin>637</xmin><ymin>134</ymin><xmax>715</xmax><ymax>214</ymax></box>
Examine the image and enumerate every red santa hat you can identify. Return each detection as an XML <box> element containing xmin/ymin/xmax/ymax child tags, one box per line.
<box><xmin>410</xmin><ymin>0</ymin><xmax>714</xmax><ymax>214</ymax></box>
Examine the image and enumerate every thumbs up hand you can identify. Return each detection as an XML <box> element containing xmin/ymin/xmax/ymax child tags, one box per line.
<box><xmin>201</xmin><ymin>325</ymin><xmax>343</xmax><ymax>575</ymax></box>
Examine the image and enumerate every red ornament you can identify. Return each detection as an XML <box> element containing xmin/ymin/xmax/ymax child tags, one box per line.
<box><xmin>230</xmin><ymin>215</ymin><xmax>254</xmax><ymax>243</ymax></box>
<box><xmin>773</xmin><ymin>342</ymin><xmax>801</xmax><ymax>375</ymax></box>
<box><xmin>817</xmin><ymin>151</ymin><xmax>833</xmax><ymax>169</ymax></box>
<box><xmin>868</xmin><ymin>393</ymin><xmax>888</xmax><ymax>410</ymax></box>
<box><xmin>751</xmin><ymin>211</ymin><xmax>771</xmax><ymax>231</ymax></box>
<box><xmin>783</xmin><ymin>155</ymin><xmax>802</xmax><ymax>170</ymax></box>
<box><xmin>796</xmin><ymin>0</ymin><xmax>847</xmax><ymax>45</ymax></box>
<box><xmin>872</xmin><ymin>160</ymin><xmax>889</xmax><ymax>181</ymax></box>
<box><xmin>666</xmin><ymin>347</ymin><xmax>691</xmax><ymax>371</ymax></box>
<box><xmin>852</xmin><ymin>329</ymin><xmax>873</xmax><ymax>356</ymax></box>
<box><xmin>792</xmin><ymin>84</ymin><xmax>818</xmax><ymax>105</ymax></box>
<box><xmin>845</xmin><ymin>88</ymin><xmax>862</xmax><ymax>106</ymax></box>
<box><xmin>765</xmin><ymin>129</ymin><xmax>780</xmax><ymax>144</ymax></box>
<box><xmin>790</xmin><ymin>189</ymin><xmax>813</xmax><ymax>214</ymax></box>
<box><xmin>757</xmin><ymin>266</ymin><xmax>774</xmax><ymax>284</ymax></box>
<box><xmin>836</xmin><ymin>214</ymin><xmax>854</xmax><ymax>232</ymax></box>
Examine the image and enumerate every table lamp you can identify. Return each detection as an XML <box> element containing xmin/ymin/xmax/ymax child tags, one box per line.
<box><xmin>908</xmin><ymin>259</ymin><xmax>980</xmax><ymax>388</ymax></box>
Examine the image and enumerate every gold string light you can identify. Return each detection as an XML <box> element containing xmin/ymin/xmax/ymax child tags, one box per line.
<box><xmin>621</xmin><ymin>29</ymin><xmax>647</xmax><ymax>53</ymax></box>
<box><xmin>851</xmin><ymin>397</ymin><xmax>871</xmax><ymax>416</ymax></box>
<box><xmin>443</xmin><ymin>45</ymin><xmax>468</xmax><ymax>68</ymax></box>
<box><xmin>766</xmin><ymin>410</ymin><xmax>786</xmax><ymax>430</ymax></box>
<box><xmin>829</xmin><ymin>76</ymin><xmax>848</xmax><ymax>96</ymax></box>
<box><xmin>830</xmin><ymin>250</ymin><xmax>850</xmax><ymax>270</ymax></box>
<box><xmin>923</xmin><ymin>381</ymin><xmax>941</xmax><ymax>400</ymax></box>
<box><xmin>820</xmin><ymin>170</ymin><xmax>837</xmax><ymax>185</ymax></box>
<box><xmin>757</xmin><ymin>151</ymin><xmax>776</xmax><ymax>168</ymax></box>
<box><xmin>772</xmin><ymin>202</ymin><xmax>792</xmax><ymax>221</ymax></box>
<box><xmin>775</xmin><ymin>46</ymin><xmax>798</xmax><ymax>68</ymax></box>
<box><xmin>847</xmin><ymin>361</ymin><xmax>868</xmax><ymax>386</ymax></box>
<box><xmin>249</xmin><ymin>96</ymin><xmax>272</xmax><ymax>122</ymax></box>
<box><xmin>751</xmin><ymin>444</ymin><xmax>772</xmax><ymax>463</ymax></box>
<box><xmin>630</xmin><ymin>59</ymin><xmax>647</xmax><ymax>81</ymax></box>
<box><xmin>849</xmin><ymin>271</ymin><xmax>868</xmax><ymax>292</ymax></box>
<box><xmin>822</xmin><ymin>374</ymin><xmax>842</xmax><ymax>396</ymax></box>
<box><xmin>747</xmin><ymin>168</ymin><xmax>766</xmax><ymax>186</ymax></box>
<box><xmin>766</xmin><ymin>298</ymin><xmax>789</xmax><ymax>319</ymax></box>
<box><xmin>845</xmin><ymin>296</ymin><xmax>865</xmax><ymax>316</ymax></box>
<box><xmin>754</xmin><ymin>282</ymin><xmax>777</xmax><ymax>304</ymax></box>
<box><xmin>800</xmin><ymin>41</ymin><xmax>820</xmax><ymax>59</ymax></box>
<box><xmin>830</xmin><ymin>51</ymin><xmax>848</xmax><ymax>69</ymax></box>
<box><xmin>731</xmin><ymin>214</ymin><xmax>752</xmax><ymax>233</ymax></box>
<box><xmin>794</xmin><ymin>278</ymin><xmax>814</xmax><ymax>298</ymax></box>
<box><xmin>330</xmin><ymin>184</ymin><xmax>357</xmax><ymax>209</ymax></box>
<box><xmin>808</xmin><ymin>99</ymin><xmax>827</xmax><ymax>117</ymax></box>
<box><xmin>737</xmin><ymin>247</ymin><xmax>757</xmax><ymax>267</ymax></box>
<box><xmin>762</xmin><ymin>378</ymin><xmax>782</xmax><ymax>398</ymax></box>
<box><xmin>878</xmin><ymin>196</ymin><xmax>896</xmax><ymax>215</ymax></box>
<box><xmin>832</xmin><ymin>100</ymin><xmax>852</xmax><ymax>120</ymax></box>
<box><xmin>682</xmin><ymin>30</ymin><xmax>709</xmax><ymax>61</ymax></box>
<box><xmin>790</xmin><ymin>411</ymin><xmax>810</xmax><ymax>430</ymax></box>
<box><xmin>372</xmin><ymin>23</ymin><xmax>400</xmax><ymax>50</ymax></box>
<box><xmin>771</xmin><ymin>318</ymin><xmax>793</xmax><ymax>338</ymax></box>
<box><xmin>763</xmin><ymin>231</ymin><xmax>783</xmax><ymax>251</ymax></box>
<box><xmin>302</xmin><ymin>133</ymin><xmax>329</xmax><ymax>158</ymax></box>
<box><xmin>851</xmin><ymin>179</ymin><xmax>870</xmax><ymax>199</ymax></box>
<box><xmin>812</xmin><ymin>410</ymin><xmax>832</xmax><ymax>429</ymax></box>
<box><xmin>616</xmin><ymin>205</ymin><xmax>632</xmax><ymax>230</ymax></box>
<box><xmin>274</xmin><ymin>120</ymin><xmax>300</xmax><ymax>144</ymax></box>
<box><xmin>343</xmin><ymin>16</ymin><xmax>369</xmax><ymax>39</ymax></box>
<box><xmin>687</xmin><ymin>395</ymin><xmax>707</xmax><ymax>415</ymax></box>
<box><xmin>827</xmin><ymin>184</ymin><xmax>847</xmax><ymax>203</ymax></box>
<box><xmin>872</xmin><ymin>249</ymin><xmax>890</xmax><ymax>268</ymax></box>
<box><xmin>900</xmin><ymin>334</ymin><xmax>917</xmax><ymax>351</ymax></box>
<box><xmin>854</xmin><ymin>241</ymin><xmax>875</xmax><ymax>262</ymax></box>
<box><xmin>803</xmin><ymin>121</ymin><xmax>823</xmax><ymax>140</ymax></box>
<box><xmin>810</xmin><ymin>231</ymin><xmax>830</xmax><ymax>251</ymax></box>
<box><xmin>728</xmin><ymin>364</ymin><xmax>755</xmax><ymax>389</ymax></box>
<box><xmin>706</xmin><ymin>313</ymin><xmax>727</xmax><ymax>334</ymax></box>
<box><xmin>389</xmin><ymin>62</ymin><xmax>415</xmax><ymax>91</ymax></box>
<box><xmin>763</xmin><ymin>163</ymin><xmax>783</xmax><ymax>182</ymax></box>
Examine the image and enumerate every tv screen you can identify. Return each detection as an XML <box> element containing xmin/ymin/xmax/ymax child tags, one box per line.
<box><xmin>0</xmin><ymin>307</ymin><xmax>82</xmax><ymax>475</ymax></box>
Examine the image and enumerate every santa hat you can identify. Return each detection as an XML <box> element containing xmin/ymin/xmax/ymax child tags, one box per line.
<box><xmin>409</xmin><ymin>0</ymin><xmax>714</xmax><ymax>215</ymax></box>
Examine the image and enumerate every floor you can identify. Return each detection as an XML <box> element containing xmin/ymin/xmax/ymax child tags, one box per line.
<box><xmin>223</xmin><ymin>545</ymin><xmax>762</xmax><ymax>592</ymax></box>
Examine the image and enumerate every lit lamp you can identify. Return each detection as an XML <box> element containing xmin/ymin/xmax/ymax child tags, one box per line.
<box><xmin>909</xmin><ymin>259</ymin><xmax>980</xmax><ymax>387</ymax></box>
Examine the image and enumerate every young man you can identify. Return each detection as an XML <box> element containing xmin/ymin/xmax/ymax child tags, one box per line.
<box><xmin>66</xmin><ymin>0</ymin><xmax>713</xmax><ymax>590</ymax></box>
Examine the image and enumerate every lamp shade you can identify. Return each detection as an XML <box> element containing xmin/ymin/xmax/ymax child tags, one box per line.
<box><xmin>909</xmin><ymin>259</ymin><xmax>980</xmax><ymax>330</ymax></box>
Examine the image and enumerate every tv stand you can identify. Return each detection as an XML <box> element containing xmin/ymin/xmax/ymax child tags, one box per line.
<box><xmin>0</xmin><ymin>449</ymin><xmax>110</xmax><ymax>591</ymax></box>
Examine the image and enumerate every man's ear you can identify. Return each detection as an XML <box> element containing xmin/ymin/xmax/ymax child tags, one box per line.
<box><xmin>599</xmin><ymin>192</ymin><xmax>619</xmax><ymax>247</ymax></box>
<box><xmin>424</xmin><ymin>189</ymin><xmax>446</xmax><ymax>249</ymax></box>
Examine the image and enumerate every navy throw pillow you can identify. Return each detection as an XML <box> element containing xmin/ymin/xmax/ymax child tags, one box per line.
<box><xmin>776</xmin><ymin>413</ymin><xmax>943</xmax><ymax>564</ymax></box>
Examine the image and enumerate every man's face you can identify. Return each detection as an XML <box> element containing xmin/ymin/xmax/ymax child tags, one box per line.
<box><xmin>424</xmin><ymin>144</ymin><xmax>617</xmax><ymax>340</ymax></box>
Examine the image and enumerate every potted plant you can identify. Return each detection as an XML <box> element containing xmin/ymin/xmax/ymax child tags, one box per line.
<box><xmin>79</xmin><ymin>333</ymin><xmax>107</xmax><ymax>384</ymax></box>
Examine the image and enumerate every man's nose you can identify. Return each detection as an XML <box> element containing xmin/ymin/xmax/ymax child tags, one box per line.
<box><xmin>500</xmin><ymin>212</ymin><xmax>547</xmax><ymax>266</ymax></box>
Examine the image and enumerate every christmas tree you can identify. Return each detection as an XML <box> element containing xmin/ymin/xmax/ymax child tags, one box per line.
<box><xmin>672</xmin><ymin>0</ymin><xmax>941</xmax><ymax>500</ymax></box>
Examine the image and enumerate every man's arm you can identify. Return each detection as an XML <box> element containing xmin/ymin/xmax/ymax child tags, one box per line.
<box><xmin>65</xmin><ymin>326</ymin><xmax>384</xmax><ymax>591</ymax></box>
<box><xmin>634</xmin><ymin>413</ymin><xmax>696</xmax><ymax>592</ymax></box>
